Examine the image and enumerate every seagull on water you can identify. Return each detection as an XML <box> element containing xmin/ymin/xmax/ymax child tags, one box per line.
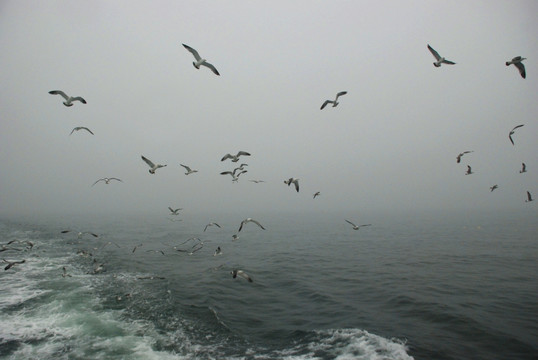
<box><xmin>3</xmin><ymin>259</ymin><xmax>25</xmax><ymax>271</ymax></box>
<box><xmin>320</xmin><ymin>91</ymin><xmax>347</xmax><ymax>110</ymax></box>
<box><xmin>509</xmin><ymin>125</ymin><xmax>524</xmax><ymax>145</ymax></box>
<box><xmin>62</xmin><ymin>266</ymin><xmax>72</xmax><ymax>277</ymax></box>
<box><xmin>519</xmin><ymin>163</ymin><xmax>527</xmax><ymax>174</ymax></box>
<box><xmin>525</xmin><ymin>191</ymin><xmax>534</xmax><ymax>203</ymax></box>
<box><xmin>92</xmin><ymin>177</ymin><xmax>123</xmax><ymax>186</ymax></box>
<box><xmin>204</xmin><ymin>222</ymin><xmax>221</xmax><ymax>232</ymax></box>
<box><xmin>345</xmin><ymin>220</ymin><xmax>371</xmax><ymax>230</ymax></box>
<box><xmin>238</xmin><ymin>218</ymin><xmax>266</xmax><ymax>232</ymax></box>
<box><xmin>180</xmin><ymin>164</ymin><xmax>198</xmax><ymax>175</ymax></box>
<box><xmin>506</xmin><ymin>56</ymin><xmax>526</xmax><ymax>79</ymax></box>
<box><xmin>213</xmin><ymin>246</ymin><xmax>222</xmax><ymax>256</ymax></box>
<box><xmin>490</xmin><ymin>185</ymin><xmax>499</xmax><ymax>192</ymax></box>
<box><xmin>231</xmin><ymin>269</ymin><xmax>253</xmax><ymax>282</ymax></box>
<box><xmin>456</xmin><ymin>151</ymin><xmax>473</xmax><ymax>164</ymax></box>
<box><xmin>313</xmin><ymin>191</ymin><xmax>321</xmax><ymax>199</ymax></box>
<box><xmin>221</xmin><ymin>151</ymin><xmax>251</xmax><ymax>162</ymax></box>
<box><xmin>141</xmin><ymin>155</ymin><xmax>167</xmax><ymax>174</ymax></box>
<box><xmin>49</xmin><ymin>90</ymin><xmax>87</xmax><ymax>107</ymax></box>
<box><xmin>70</xmin><ymin>127</ymin><xmax>94</xmax><ymax>135</ymax></box>
<box><xmin>427</xmin><ymin>45</ymin><xmax>456</xmax><ymax>67</ymax></box>
<box><xmin>182</xmin><ymin>43</ymin><xmax>220</xmax><ymax>76</ymax></box>
<box><xmin>232</xmin><ymin>234</ymin><xmax>239</xmax><ymax>241</ymax></box>
<box><xmin>465</xmin><ymin>165</ymin><xmax>473</xmax><ymax>175</ymax></box>
<box><xmin>284</xmin><ymin>178</ymin><xmax>300</xmax><ymax>192</ymax></box>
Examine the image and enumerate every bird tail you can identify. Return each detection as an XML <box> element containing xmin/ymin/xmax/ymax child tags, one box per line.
<box><xmin>433</xmin><ymin>63</ymin><xmax>440</xmax><ymax>67</ymax></box>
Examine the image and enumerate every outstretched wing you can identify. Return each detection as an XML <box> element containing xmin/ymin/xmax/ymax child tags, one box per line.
<box><xmin>427</xmin><ymin>44</ymin><xmax>441</xmax><ymax>61</ymax></box>
<box><xmin>514</xmin><ymin>62</ymin><xmax>526</xmax><ymax>79</ymax></box>
<box><xmin>335</xmin><ymin>91</ymin><xmax>347</xmax><ymax>100</ymax></box>
<box><xmin>49</xmin><ymin>90</ymin><xmax>69</xmax><ymax>100</ymax></box>
<box><xmin>442</xmin><ymin>60</ymin><xmax>456</xmax><ymax>65</ymax></box>
<box><xmin>141</xmin><ymin>155</ymin><xmax>155</xmax><ymax>168</ymax></box>
<box><xmin>345</xmin><ymin>219</ymin><xmax>357</xmax><ymax>227</ymax></box>
<box><xmin>92</xmin><ymin>179</ymin><xmax>104</xmax><ymax>186</ymax></box>
<box><xmin>221</xmin><ymin>154</ymin><xmax>233</xmax><ymax>161</ymax></box>
<box><xmin>320</xmin><ymin>100</ymin><xmax>332</xmax><ymax>110</ymax></box>
<box><xmin>237</xmin><ymin>151</ymin><xmax>251</xmax><ymax>157</ymax></box>
<box><xmin>201</xmin><ymin>62</ymin><xmax>220</xmax><ymax>76</ymax></box>
<box><xmin>180</xmin><ymin>164</ymin><xmax>192</xmax><ymax>172</ymax></box>
<box><xmin>250</xmin><ymin>219</ymin><xmax>266</xmax><ymax>230</ymax></box>
<box><xmin>511</xmin><ymin>124</ymin><xmax>524</xmax><ymax>131</ymax></box>
<box><xmin>182</xmin><ymin>44</ymin><xmax>201</xmax><ymax>61</ymax></box>
<box><xmin>72</xmin><ymin>96</ymin><xmax>87</xmax><ymax>104</ymax></box>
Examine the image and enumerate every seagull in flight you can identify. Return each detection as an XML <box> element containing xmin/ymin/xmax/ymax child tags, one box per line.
<box><xmin>506</xmin><ymin>56</ymin><xmax>526</xmax><ymax>79</ymax></box>
<box><xmin>427</xmin><ymin>44</ymin><xmax>456</xmax><ymax>67</ymax></box>
<box><xmin>92</xmin><ymin>177</ymin><xmax>123</xmax><ymax>186</ymax></box>
<box><xmin>456</xmin><ymin>151</ymin><xmax>473</xmax><ymax>164</ymax></box>
<box><xmin>490</xmin><ymin>185</ymin><xmax>499</xmax><ymax>192</ymax></box>
<box><xmin>182</xmin><ymin>43</ymin><xmax>220</xmax><ymax>76</ymax></box>
<box><xmin>132</xmin><ymin>244</ymin><xmax>143</xmax><ymax>253</ymax></box>
<box><xmin>70</xmin><ymin>127</ymin><xmax>94</xmax><ymax>135</ymax></box>
<box><xmin>204</xmin><ymin>222</ymin><xmax>221</xmax><ymax>232</ymax></box>
<box><xmin>465</xmin><ymin>165</ymin><xmax>473</xmax><ymax>175</ymax></box>
<box><xmin>221</xmin><ymin>151</ymin><xmax>251</xmax><ymax>162</ymax></box>
<box><xmin>141</xmin><ymin>155</ymin><xmax>167</xmax><ymax>174</ymax></box>
<box><xmin>525</xmin><ymin>191</ymin><xmax>534</xmax><ymax>203</ymax></box>
<box><xmin>62</xmin><ymin>266</ymin><xmax>72</xmax><ymax>278</ymax></box>
<box><xmin>180</xmin><ymin>164</ymin><xmax>198</xmax><ymax>175</ymax></box>
<box><xmin>284</xmin><ymin>178</ymin><xmax>300</xmax><ymax>192</ymax></box>
<box><xmin>238</xmin><ymin>218</ymin><xmax>266</xmax><ymax>232</ymax></box>
<box><xmin>213</xmin><ymin>246</ymin><xmax>222</xmax><ymax>256</ymax></box>
<box><xmin>220</xmin><ymin>170</ymin><xmax>247</xmax><ymax>182</ymax></box>
<box><xmin>168</xmin><ymin>207</ymin><xmax>183</xmax><ymax>215</ymax></box>
<box><xmin>3</xmin><ymin>259</ymin><xmax>25</xmax><ymax>271</ymax></box>
<box><xmin>320</xmin><ymin>91</ymin><xmax>347</xmax><ymax>110</ymax></box>
<box><xmin>231</xmin><ymin>269</ymin><xmax>253</xmax><ymax>282</ymax></box>
<box><xmin>232</xmin><ymin>234</ymin><xmax>239</xmax><ymax>241</ymax></box>
<box><xmin>61</xmin><ymin>230</ymin><xmax>99</xmax><ymax>239</ymax></box>
<box><xmin>249</xmin><ymin>179</ymin><xmax>265</xmax><ymax>183</ymax></box>
<box><xmin>345</xmin><ymin>220</ymin><xmax>371</xmax><ymax>230</ymax></box>
<box><xmin>313</xmin><ymin>191</ymin><xmax>321</xmax><ymax>199</ymax></box>
<box><xmin>509</xmin><ymin>125</ymin><xmax>524</xmax><ymax>145</ymax></box>
<box><xmin>519</xmin><ymin>163</ymin><xmax>527</xmax><ymax>173</ymax></box>
<box><xmin>49</xmin><ymin>90</ymin><xmax>87</xmax><ymax>107</ymax></box>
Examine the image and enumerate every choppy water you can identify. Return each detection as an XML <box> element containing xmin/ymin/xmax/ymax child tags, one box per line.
<box><xmin>0</xmin><ymin>210</ymin><xmax>537</xmax><ymax>359</ymax></box>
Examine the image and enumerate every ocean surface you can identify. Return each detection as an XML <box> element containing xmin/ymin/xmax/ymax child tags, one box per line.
<box><xmin>0</xmin><ymin>210</ymin><xmax>536</xmax><ymax>360</ymax></box>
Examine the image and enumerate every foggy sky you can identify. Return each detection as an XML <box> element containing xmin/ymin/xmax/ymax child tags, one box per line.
<box><xmin>1</xmin><ymin>1</ymin><xmax>537</xmax><ymax>218</ymax></box>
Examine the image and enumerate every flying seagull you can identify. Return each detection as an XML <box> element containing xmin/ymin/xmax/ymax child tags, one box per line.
<box><xmin>313</xmin><ymin>191</ymin><xmax>321</xmax><ymax>199</ymax></box>
<box><xmin>204</xmin><ymin>222</ymin><xmax>221</xmax><ymax>232</ymax></box>
<box><xmin>182</xmin><ymin>43</ymin><xmax>220</xmax><ymax>76</ymax></box>
<box><xmin>61</xmin><ymin>230</ymin><xmax>99</xmax><ymax>239</ymax></box>
<box><xmin>231</xmin><ymin>269</ymin><xmax>253</xmax><ymax>282</ymax></box>
<box><xmin>509</xmin><ymin>124</ymin><xmax>524</xmax><ymax>145</ymax></box>
<box><xmin>232</xmin><ymin>234</ymin><xmax>239</xmax><ymax>241</ymax></box>
<box><xmin>525</xmin><ymin>191</ymin><xmax>534</xmax><ymax>203</ymax></box>
<box><xmin>465</xmin><ymin>165</ymin><xmax>473</xmax><ymax>175</ymax></box>
<box><xmin>249</xmin><ymin>179</ymin><xmax>265</xmax><ymax>183</ymax></box>
<box><xmin>49</xmin><ymin>90</ymin><xmax>87</xmax><ymax>107</ymax></box>
<box><xmin>3</xmin><ymin>259</ymin><xmax>25</xmax><ymax>271</ymax></box>
<box><xmin>284</xmin><ymin>178</ymin><xmax>300</xmax><ymax>192</ymax></box>
<box><xmin>141</xmin><ymin>155</ymin><xmax>167</xmax><ymax>174</ymax></box>
<box><xmin>132</xmin><ymin>244</ymin><xmax>143</xmax><ymax>253</ymax></box>
<box><xmin>427</xmin><ymin>44</ymin><xmax>456</xmax><ymax>67</ymax></box>
<box><xmin>180</xmin><ymin>164</ymin><xmax>198</xmax><ymax>175</ymax></box>
<box><xmin>320</xmin><ymin>91</ymin><xmax>347</xmax><ymax>110</ymax></box>
<box><xmin>519</xmin><ymin>163</ymin><xmax>527</xmax><ymax>174</ymax></box>
<box><xmin>220</xmin><ymin>170</ymin><xmax>247</xmax><ymax>182</ymax></box>
<box><xmin>490</xmin><ymin>185</ymin><xmax>498</xmax><ymax>192</ymax></box>
<box><xmin>213</xmin><ymin>247</ymin><xmax>222</xmax><ymax>256</ymax></box>
<box><xmin>70</xmin><ymin>127</ymin><xmax>94</xmax><ymax>135</ymax></box>
<box><xmin>345</xmin><ymin>220</ymin><xmax>371</xmax><ymax>230</ymax></box>
<box><xmin>456</xmin><ymin>151</ymin><xmax>473</xmax><ymax>164</ymax></box>
<box><xmin>221</xmin><ymin>151</ymin><xmax>251</xmax><ymax>162</ymax></box>
<box><xmin>238</xmin><ymin>218</ymin><xmax>266</xmax><ymax>232</ymax></box>
<box><xmin>92</xmin><ymin>177</ymin><xmax>123</xmax><ymax>186</ymax></box>
<box><xmin>506</xmin><ymin>56</ymin><xmax>526</xmax><ymax>79</ymax></box>
<box><xmin>168</xmin><ymin>207</ymin><xmax>182</xmax><ymax>215</ymax></box>
<box><xmin>62</xmin><ymin>266</ymin><xmax>72</xmax><ymax>278</ymax></box>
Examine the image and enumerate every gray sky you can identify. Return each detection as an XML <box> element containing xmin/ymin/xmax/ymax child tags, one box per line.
<box><xmin>1</xmin><ymin>1</ymin><xmax>537</xmax><ymax>218</ymax></box>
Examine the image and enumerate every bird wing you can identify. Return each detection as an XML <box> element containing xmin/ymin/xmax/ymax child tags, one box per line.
<box><xmin>238</xmin><ymin>220</ymin><xmax>245</xmax><ymax>232</ymax></box>
<box><xmin>442</xmin><ymin>60</ymin><xmax>456</xmax><ymax>65</ymax></box>
<box><xmin>509</xmin><ymin>134</ymin><xmax>514</xmax><ymax>145</ymax></box>
<box><xmin>237</xmin><ymin>270</ymin><xmax>253</xmax><ymax>282</ymax></box>
<box><xmin>72</xmin><ymin>96</ymin><xmax>87</xmax><ymax>104</ymax></box>
<box><xmin>527</xmin><ymin>191</ymin><xmax>532</xmax><ymax>201</ymax></box>
<box><xmin>522</xmin><ymin>163</ymin><xmax>526</xmax><ymax>171</ymax></box>
<box><xmin>80</xmin><ymin>127</ymin><xmax>94</xmax><ymax>135</ymax></box>
<box><xmin>345</xmin><ymin>219</ymin><xmax>357</xmax><ymax>227</ymax></box>
<box><xmin>293</xmin><ymin>179</ymin><xmax>299</xmax><ymax>192</ymax></box>
<box><xmin>250</xmin><ymin>219</ymin><xmax>266</xmax><ymax>230</ymax></box>
<box><xmin>92</xmin><ymin>179</ymin><xmax>104</xmax><ymax>186</ymax></box>
<box><xmin>336</xmin><ymin>91</ymin><xmax>347</xmax><ymax>98</ymax></box>
<box><xmin>320</xmin><ymin>100</ymin><xmax>332</xmax><ymax>110</ymax></box>
<box><xmin>201</xmin><ymin>62</ymin><xmax>220</xmax><ymax>76</ymax></box>
<box><xmin>427</xmin><ymin>45</ymin><xmax>441</xmax><ymax>61</ymax></box>
<box><xmin>180</xmin><ymin>164</ymin><xmax>192</xmax><ymax>172</ymax></box>
<box><xmin>220</xmin><ymin>171</ymin><xmax>233</xmax><ymax>176</ymax></box>
<box><xmin>141</xmin><ymin>156</ymin><xmax>155</xmax><ymax>168</ymax></box>
<box><xmin>514</xmin><ymin>62</ymin><xmax>526</xmax><ymax>79</ymax></box>
<box><xmin>511</xmin><ymin>124</ymin><xmax>524</xmax><ymax>131</ymax></box>
<box><xmin>49</xmin><ymin>90</ymin><xmax>69</xmax><ymax>100</ymax></box>
<box><xmin>182</xmin><ymin>44</ymin><xmax>201</xmax><ymax>61</ymax></box>
<box><xmin>203</xmin><ymin>224</ymin><xmax>209</xmax><ymax>232</ymax></box>
<box><xmin>237</xmin><ymin>151</ymin><xmax>251</xmax><ymax>157</ymax></box>
<box><xmin>221</xmin><ymin>154</ymin><xmax>233</xmax><ymax>161</ymax></box>
<box><xmin>110</xmin><ymin>178</ymin><xmax>123</xmax><ymax>182</ymax></box>
<box><xmin>360</xmin><ymin>224</ymin><xmax>372</xmax><ymax>228</ymax></box>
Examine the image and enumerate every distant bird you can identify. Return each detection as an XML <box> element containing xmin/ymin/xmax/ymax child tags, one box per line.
<box><xmin>525</xmin><ymin>191</ymin><xmax>534</xmax><ymax>203</ymax></box>
<box><xmin>92</xmin><ymin>177</ymin><xmax>123</xmax><ymax>186</ymax></box>
<box><xmin>427</xmin><ymin>44</ymin><xmax>456</xmax><ymax>67</ymax></box>
<box><xmin>490</xmin><ymin>185</ymin><xmax>498</xmax><ymax>192</ymax></box>
<box><xmin>465</xmin><ymin>165</ymin><xmax>473</xmax><ymax>175</ymax></box>
<box><xmin>456</xmin><ymin>151</ymin><xmax>473</xmax><ymax>164</ymax></box>
<box><xmin>101</xmin><ymin>241</ymin><xmax>121</xmax><ymax>249</ymax></box>
<box><xmin>70</xmin><ymin>127</ymin><xmax>94</xmax><ymax>135</ymax></box>
<box><xmin>213</xmin><ymin>246</ymin><xmax>222</xmax><ymax>256</ymax></box>
<box><xmin>238</xmin><ymin>218</ymin><xmax>266</xmax><ymax>232</ymax></box>
<box><xmin>231</xmin><ymin>269</ymin><xmax>253</xmax><ymax>282</ymax></box>
<box><xmin>313</xmin><ymin>191</ymin><xmax>321</xmax><ymax>199</ymax></box>
<box><xmin>519</xmin><ymin>163</ymin><xmax>527</xmax><ymax>174</ymax></box>
<box><xmin>320</xmin><ymin>91</ymin><xmax>347</xmax><ymax>110</ymax></box>
<box><xmin>220</xmin><ymin>170</ymin><xmax>247</xmax><ymax>182</ymax></box>
<box><xmin>137</xmin><ymin>276</ymin><xmax>165</xmax><ymax>280</ymax></box>
<box><xmin>182</xmin><ymin>43</ymin><xmax>220</xmax><ymax>76</ymax></box>
<box><xmin>132</xmin><ymin>244</ymin><xmax>143</xmax><ymax>253</ymax></box>
<box><xmin>168</xmin><ymin>207</ymin><xmax>183</xmax><ymax>215</ymax></box>
<box><xmin>92</xmin><ymin>259</ymin><xmax>105</xmax><ymax>274</ymax></box>
<box><xmin>0</xmin><ymin>245</ymin><xmax>21</xmax><ymax>253</ymax></box>
<box><xmin>506</xmin><ymin>56</ymin><xmax>526</xmax><ymax>79</ymax></box>
<box><xmin>180</xmin><ymin>164</ymin><xmax>198</xmax><ymax>175</ymax></box>
<box><xmin>284</xmin><ymin>178</ymin><xmax>300</xmax><ymax>192</ymax></box>
<box><xmin>249</xmin><ymin>179</ymin><xmax>266</xmax><ymax>183</ymax></box>
<box><xmin>61</xmin><ymin>230</ymin><xmax>99</xmax><ymax>239</ymax></box>
<box><xmin>141</xmin><ymin>155</ymin><xmax>167</xmax><ymax>174</ymax></box>
<box><xmin>204</xmin><ymin>222</ymin><xmax>221</xmax><ymax>232</ymax></box>
<box><xmin>145</xmin><ymin>250</ymin><xmax>165</xmax><ymax>255</ymax></box>
<box><xmin>49</xmin><ymin>90</ymin><xmax>87</xmax><ymax>107</ymax></box>
<box><xmin>509</xmin><ymin>125</ymin><xmax>524</xmax><ymax>145</ymax></box>
<box><xmin>345</xmin><ymin>220</ymin><xmax>371</xmax><ymax>230</ymax></box>
<box><xmin>3</xmin><ymin>259</ymin><xmax>25</xmax><ymax>271</ymax></box>
<box><xmin>232</xmin><ymin>234</ymin><xmax>239</xmax><ymax>241</ymax></box>
<box><xmin>62</xmin><ymin>266</ymin><xmax>72</xmax><ymax>278</ymax></box>
<box><xmin>5</xmin><ymin>240</ymin><xmax>33</xmax><ymax>250</ymax></box>
<box><xmin>221</xmin><ymin>151</ymin><xmax>251</xmax><ymax>162</ymax></box>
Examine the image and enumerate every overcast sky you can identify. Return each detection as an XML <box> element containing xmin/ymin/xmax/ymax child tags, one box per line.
<box><xmin>1</xmin><ymin>1</ymin><xmax>537</xmax><ymax>219</ymax></box>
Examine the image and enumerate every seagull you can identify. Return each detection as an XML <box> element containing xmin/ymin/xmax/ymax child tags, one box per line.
<box><xmin>5</xmin><ymin>240</ymin><xmax>34</xmax><ymax>250</ymax></box>
<box><xmin>232</xmin><ymin>234</ymin><xmax>239</xmax><ymax>241</ymax></box>
<box><xmin>249</xmin><ymin>179</ymin><xmax>266</xmax><ymax>183</ymax></box>
<box><xmin>70</xmin><ymin>127</ymin><xmax>94</xmax><ymax>135</ymax></box>
<box><xmin>506</xmin><ymin>56</ymin><xmax>526</xmax><ymax>79</ymax></box>
<box><xmin>509</xmin><ymin>125</ymin><xmax>524</xmax><ymax>145</ymax></box>
<box><xmin>490</xmin><ymin>185</ymin><xmax>498</xmax><ymax>192</ymax></box>
<box><xmin>220</xmin><ymin>170</ymin><xmax>247</xmax><ymax>182</ymax></box>
<box><xmin>456</xmin><ymin>151</ymin><xmax>473</xmax><ymax>164</ymax></box>
<box><xmin>61</xmin><ymin>230</ymin><xmax>99</xmax><ymax>239</ymax></box>
<box><xmin>92</xmin><ymin>259</ymin><xmax>105</xmax><ymax>274</ymax></box>
<box><xmin>231</xmin><ymin>269</ymin><xmax>253</xmax><ymax>282</ymax></box>
<box><xmin>168</xmin><ymin>207</ymin><xmax>183</xmax><ymax>215</ymax></box>
<box><xmin>62</xmin><ymin>266</ymin><xmax>72</xmax><ymax>278</ymax></box>
<box><xmin>137</xmin><ymin>276</ymin><xmax>165</xmax><ymax>280</ymax></box>
<box><xmin>180</xmin><ymin>164</ymin><xmax>198</xmax><ymax>175</ymax></box>
<box><xmin>49</xmin><ymin>90</ymin><xmax>87</xmax><ymax>107</ymax></box>
<box><xmin>238</xmin><ymin>218</ymin><xmax>266</xmax><ymax>232</ymax></box>
<box><xmin>182</xmin><ymin>43</ymin><xmax>220</xmax><ymax>76</ymax></box>
<box><xmin>465</xmin><ymin>165</ymin><xmax>473</xmax><ymax>175</ymax></box>
<box><xmin>320</xmin><ymin>91</ymin><xmax>347</xmax><ymax>110</ymax></box>
<box><xmin>345</xmin><ymin>220</ymin><xmax>371</xmax><ymax>230</ymax></box>
<box><xmin>92</xmin><ymin>177</ymin><xmax>123</xmax><ymax>186</ymax></box>
<box><xmin>0</xmin><ymin>245</ymin><xmax>21</xmax><ymax>253</ymax></box>
<box><xmin>313</xmin><ymin>191</ymin><xmax>321</xmax><ymax>199</ymax></box>
<box><xmin>221</xmin><ymin>151</ymin><xmax>251</xmax><ymax>162</ymax></box>
<box><xmin>141</xmin><ymin>155</ymin><xmax>167</xmax><ymax>174</ymax></box>
<box><xmin>284</xmin><ymin>178</ymin><xmax>300</xmax><ymax>192</ymax></box>
<box><xmin>213</xmin><ymin>246</ymin><xmax>222</xmax><ymax>256</ymax></box>
<box><xmin>3</xmin><ymin>259</ymin><xmax>25</xmax><ymax>271</ymax></box>
<box><xmin>204</xmin><ymin>222</ymin><xmax>221</xmax><ymax>232</ymax></box>
<box><xmin>519</xmin><ymin>163</ymin><xmax>527</xmax><ymax>173</ymax></box>
<box><xmin>427</xmin><ymin>44</ymin><xmax>456</xmax><ymax>67</ymax></box>
<box><xmin>525</xmin><ymin>191</ymin><xmax>534</xmax><ymax>203</ymax></box>
<box><xmin>132</xmin><ymin>244</ymin><xmax>143</xmax><ymax>253</ymax></box>
<box><xmin>101</xmin><ymin>241</ymin><xmax>121</xmax><ymax>249</ymax></box>
<box><xmin>145</xmin><ymin>250</ymin><xmax>165</xmax><ymax>255</ymax></box>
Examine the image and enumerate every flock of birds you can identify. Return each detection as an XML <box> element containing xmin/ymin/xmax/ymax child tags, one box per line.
<box><xmin>3</xmin><ymin>43</ymin><xmax>533</xmax><ymax>286</ymax></box>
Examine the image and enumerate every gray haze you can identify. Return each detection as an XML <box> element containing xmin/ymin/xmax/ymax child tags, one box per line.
<box><xmin>1</xmin><ymin>1</ymin><xmax>537</xmax><ymax>218</ymax></box>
